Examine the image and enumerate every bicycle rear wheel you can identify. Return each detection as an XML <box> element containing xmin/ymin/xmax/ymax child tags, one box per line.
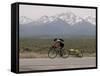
<box><xmin>61</xmin><ymin>49</ymin><xmax>69</xmax><ymax>58</ymax></box>
<box><xmin>48</xmin><ymin>48</ymin><xmax>57</xmax><ymax>59</ymax></box>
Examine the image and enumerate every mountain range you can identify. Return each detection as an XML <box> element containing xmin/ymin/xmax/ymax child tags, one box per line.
<box><xmin>19</xmin><ymin>12</ymin><xmax>96</xmax><ymax>38</ymax></box>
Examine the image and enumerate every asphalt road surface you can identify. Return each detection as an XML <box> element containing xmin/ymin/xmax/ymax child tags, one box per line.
<box><xmin>19</xmin><ymin>57</ymin><xmax>96</xmax><ymax>71</ymax></box>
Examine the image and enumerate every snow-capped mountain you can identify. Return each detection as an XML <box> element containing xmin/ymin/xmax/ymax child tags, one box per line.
<box><xmin>20</xmin><ymin>12</ymin><xmax>95</xmax><ymax>25</ymax></box>
<box><xmin>19</xmin><ymin>16</ymin><xmax>33</xmax><ymax>24</ymax></box>
<box><xmin>57</xmin><ymin>12</ymin><xmax>83</xmax><ymax>25</ymax></box>
<box><xmin>38</xmin><ymin>15</ymin><xmax>50</xmax><ymax>23</ymax></box>
<box><xmin>37</xmin><ymin>12</ymin><xmax>82</xmax><ymax>25</ymax></box>
<box><xmin>19</xmin><ymin>12</ymin><xmax>96</xmax><ymax>38</ymax></box>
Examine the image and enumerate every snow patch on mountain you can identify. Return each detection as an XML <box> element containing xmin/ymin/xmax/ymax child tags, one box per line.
<box><xmin>85</xmin><ymin>16</ymin><xmax>96</xmax><ymax>25</ymax></box>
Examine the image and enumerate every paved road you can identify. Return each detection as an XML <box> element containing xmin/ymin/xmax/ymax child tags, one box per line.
<box><xmin>19</xmin><ymin>57</ymin><xmax>96</xmax><ymax>71</ymax></box>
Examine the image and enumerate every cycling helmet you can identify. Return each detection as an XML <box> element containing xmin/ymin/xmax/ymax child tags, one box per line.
<box><xmin>59</xmin><ymin>38</ymin><xmax>64</xmax><ymax>42</ymax></box>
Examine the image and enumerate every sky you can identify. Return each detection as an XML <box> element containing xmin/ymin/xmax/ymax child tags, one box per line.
<box><xmin>19</xmin><ymin>4</ymin><xmax>96</xmax><ymax>21</ymax></box>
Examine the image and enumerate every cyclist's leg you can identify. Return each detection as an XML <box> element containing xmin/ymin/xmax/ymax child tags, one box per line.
<box><xmin>59</xmin><ymin>48</ymin><xmax>63</xmax><ymax>56</ymax></box>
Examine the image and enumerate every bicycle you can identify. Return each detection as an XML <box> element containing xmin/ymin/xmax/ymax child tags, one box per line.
<box><xmin>48</xmin><ymin>47</ymin><xmax>69</xmax><ymax>59</ymax></box>
<box><xmin>48</xmin><ymin>48</ymin><xmax>83</xmax><ymax>59</ymax></box>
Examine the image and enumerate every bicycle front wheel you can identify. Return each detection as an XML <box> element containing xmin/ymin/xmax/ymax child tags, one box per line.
<box><xmin>48</xmin><ymin>48</ymin><xmax>57</xmax><ymax>59</ymax></box>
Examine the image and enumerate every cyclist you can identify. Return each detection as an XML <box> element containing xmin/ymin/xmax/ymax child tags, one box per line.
<box><xmin>52</xmin><ymin>38</ymin><xmax>64</xmax><ymax>49</ymax></box>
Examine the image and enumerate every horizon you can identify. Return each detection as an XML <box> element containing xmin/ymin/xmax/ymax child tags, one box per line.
<box><xmin>19</xmin><ymin>5</ymin><xmax>96</xmax><ymax>21</ymax></box>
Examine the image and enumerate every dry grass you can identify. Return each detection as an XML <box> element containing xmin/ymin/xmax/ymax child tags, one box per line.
<box><xmin>19</xmin><ymin>52</ymin><xmax>96</xmax><ymax>58</ymax></box>
<box><xmin>20</xmin><ymin>52</ymin><xmax>48</xmax><ymax>58</ymax></box>
<box><xmin>19</xmin><ymin>38</ymin><xmax>96</xmax><ymax>58</ymax></box>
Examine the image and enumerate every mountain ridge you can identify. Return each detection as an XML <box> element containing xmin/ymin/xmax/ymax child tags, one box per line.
<box><xmin>19</xmin><ymin>12</ymin><xmax>96</xmax><ymax>38</ymax></box>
